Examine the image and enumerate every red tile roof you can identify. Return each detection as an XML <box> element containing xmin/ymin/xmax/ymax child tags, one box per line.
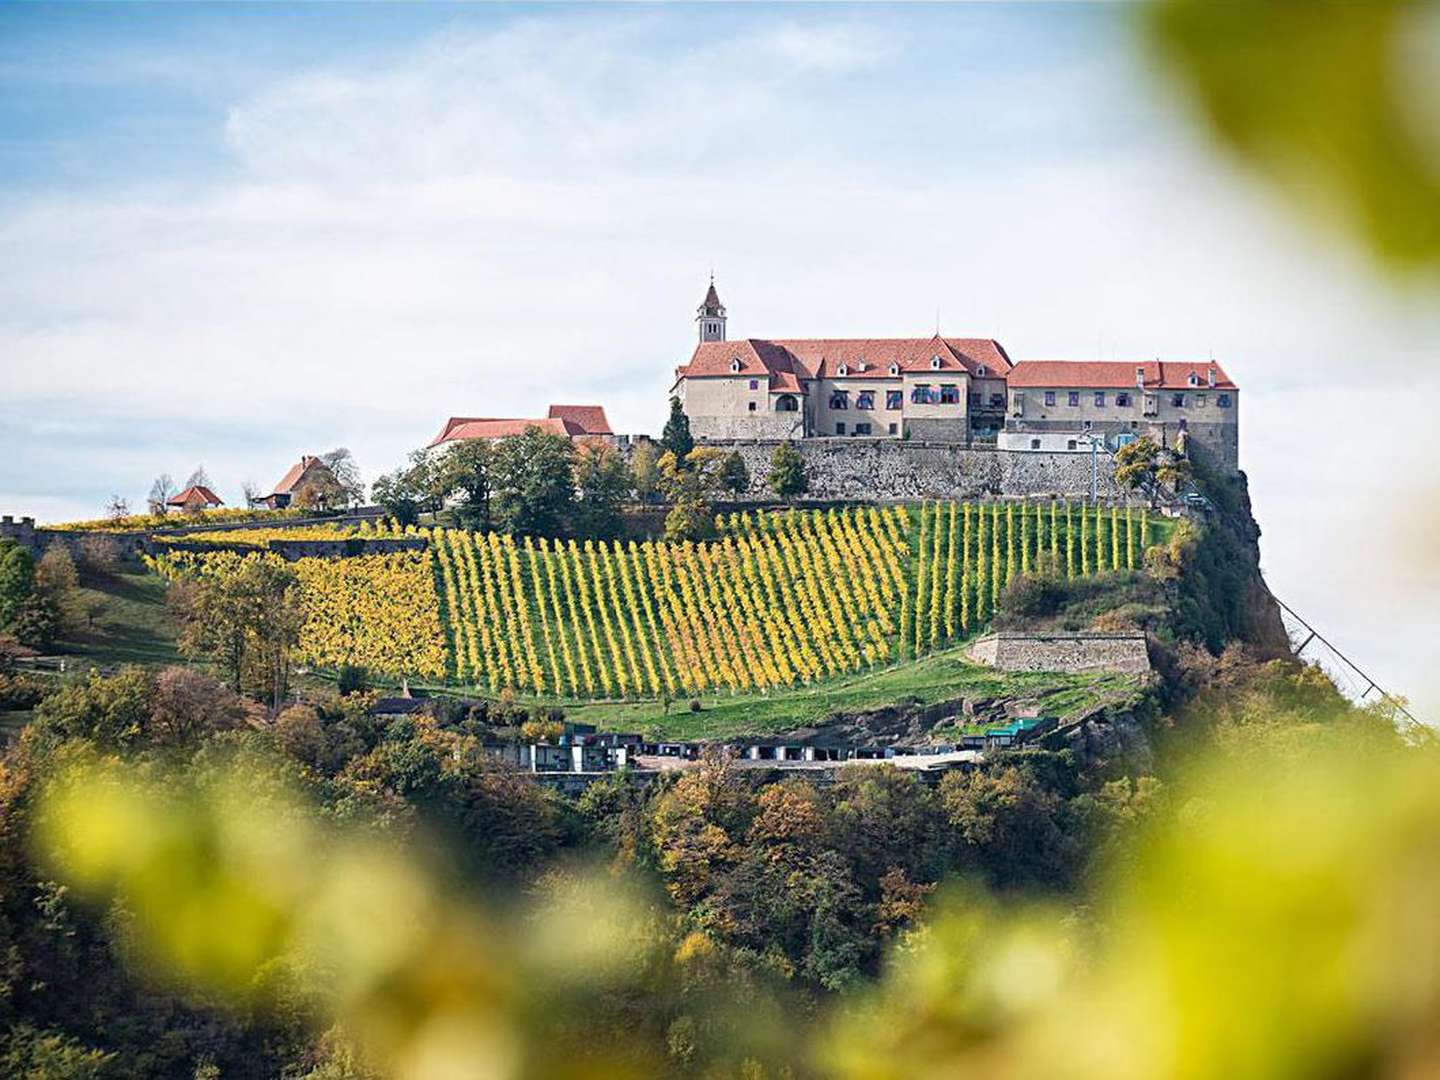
<box><xmin>547</xmin><ymin>404</ymin><xmax>613</xmax><ymax>435</ymax></box>
<box><xmin>269</xmin><ymin>455</ymin><xmax>324</xmax><ymax>497</ymax></box>
<box><xmin>167</xmin><ymin>485</ymin><xmax>223</xmax><ymax>508</ymax></box>
<box><xmin>1007</xmin><ymin>360</ymin><xmax>1237</xmax><ymax>391</ymax></box>
<box><xmin>675</xmin><ymin>334</ymin><xmax>1011</xmax><ymax>389</ymax></box>
<box><xmin>429</xmin><ymin>417</ymin><xmax>578</xmax><ymax>447</ymax></box>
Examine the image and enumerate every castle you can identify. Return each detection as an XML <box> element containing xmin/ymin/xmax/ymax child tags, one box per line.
<box><xmin>672</xmin><ymin>281</ymin><xmax>1238</xmax><ymax>470</ymax></box>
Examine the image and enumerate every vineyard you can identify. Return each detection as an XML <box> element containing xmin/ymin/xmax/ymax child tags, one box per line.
<box><xmin>150</xmin><ymin>502</ymin><xmax>1162</xmax><ymax>696</ymax></box>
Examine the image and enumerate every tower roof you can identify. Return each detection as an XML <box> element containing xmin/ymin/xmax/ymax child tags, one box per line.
<box><xmin>697</xmin><ymin>279</ymin><xmax>725</xmax><ymax>317</ymax></box>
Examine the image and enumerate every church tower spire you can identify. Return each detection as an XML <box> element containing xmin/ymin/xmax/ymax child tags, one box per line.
<box><xmin>697</xmin><ymin>276</ymin><xmax>726</xmax><ymax>343</ymax></box>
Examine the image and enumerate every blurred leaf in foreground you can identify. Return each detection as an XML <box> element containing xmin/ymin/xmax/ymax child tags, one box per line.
<box><xmin>825</xmin><ymin>735</ymin><xmax>1440</xmax><ymax>1078</ymax></box>
<box><xmin>1145</xmin><ymin>0</ymin><xmax>1440</xmax><ymax>271</ymax></box>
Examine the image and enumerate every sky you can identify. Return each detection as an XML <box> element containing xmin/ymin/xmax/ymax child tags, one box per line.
<box><xmin>1</xmin><ymin>2</ymin><xmax>1436</xmax><ymax>719</ymax></box>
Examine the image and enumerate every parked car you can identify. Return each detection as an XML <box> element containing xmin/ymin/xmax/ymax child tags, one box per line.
<box><xmin>1183</xmin><ymin>491</ymin><xmax>1214</xmax><ymax>511</ymax></box>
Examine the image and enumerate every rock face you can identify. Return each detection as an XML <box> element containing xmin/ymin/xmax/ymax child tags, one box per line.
<box><xmin>968</xmin><ymin>632</ymin><xmax>1152</xmax><ymax>675</ymax></box>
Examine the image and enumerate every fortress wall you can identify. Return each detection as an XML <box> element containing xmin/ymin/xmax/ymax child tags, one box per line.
<box><xmin>968</xmin><ymin>632</ymin><xmax>1152</xmax><ymax>675</ymax></box>
<box><xmin>705</xmin><ymin>440</ymin><xmax>1131</xmax><ymax>502</ymax></box>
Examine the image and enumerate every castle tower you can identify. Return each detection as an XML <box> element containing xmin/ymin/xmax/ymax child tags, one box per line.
<box><xmin>697</xmin><ymin>277</ymin><xmax>726</xmax><ymax>343</ymax></box>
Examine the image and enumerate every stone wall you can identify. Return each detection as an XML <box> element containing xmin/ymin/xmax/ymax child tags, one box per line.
<box><xmin>967</xmin><ymin>632</ymin><xmax>1151</xmax><ymax>675</ymax></box>
<box><xmin>158</xmin><ymin>536</ymin><xmax>429</xmax><ymax>560</ymax></box>
<box><xmin>706</xmin><ymin>439</ymin><xmax>1132</xmax><ymax>502</ymax></box>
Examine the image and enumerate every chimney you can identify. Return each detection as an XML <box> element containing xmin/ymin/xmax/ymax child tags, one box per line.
<box><xmin>1207</xmin><ymin>366</ymin><xmax>1216</xmax><ymax>388</ymax></box>
<box><xmin>1135</xmin><ymin>366</ymin><xmax>1145</xmax><ymax>390</ymax></box>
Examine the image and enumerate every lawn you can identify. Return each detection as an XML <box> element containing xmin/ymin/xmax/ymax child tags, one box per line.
<box><xmin>418</xmin><ymin>644</ymin><xmax>1146</xmax><ymax>741</ymax></box>
<box><xmin>59</xmin><ymin>563</ymin><xmax>181</xmax><ymax>669</ymax></box>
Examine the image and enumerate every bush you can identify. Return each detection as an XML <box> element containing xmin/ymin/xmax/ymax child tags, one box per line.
<box><xmin>996</xmin><ymin>573</ymin><xmax>1069</xmax><ymax>623</ymax></box>
<box><xmin>689</xmin><ymin>699</ymin><xmax>702</xmax><ymax>713</ymax></box>
<box><xmin>77</xmin><ymin>534</ymin><xmax>121</xmax><ymax>577</ymax></box>
<box><xmin>337</xmin><ymin>664</ymin><xmax>369</xmax><ymax>696</ymax></box>
<box><xmin>0</xmin><ymin>672</ymin><xmax>48</xmax><ymax>711</ymax></box>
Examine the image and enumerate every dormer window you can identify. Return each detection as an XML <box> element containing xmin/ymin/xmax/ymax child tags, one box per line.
<box><xmin>837</xmin><ymin>363</ymin><xmax>848</xmax><ymax>377</ymax></box>
<box><xmin>930</xmin><ymin>356</ymin><xmax>942</xmax><ymax>370</ymax></box>
<box><xmin>730</xmin><ymin>358</ymin><xmax>742</xmax><ymax>373</ymax></box>
<box><xmin>976</xmin><ymin>364</ymin><xmax>987</xmax><ymax>377</ymax></box>
<box><xmin>856</xmin><ymin>361</ymin><xmax>867</xmax><ymax>373</ymax></box>
<box><xmin>1188</xmin><ymin>372</ymin><xmax>1200</xmax><ymax>386</ymax></box>
<box><xmin>888</xmin><ymin>362</ymin><xmax>899</xmax><ymax>376</ymax></box>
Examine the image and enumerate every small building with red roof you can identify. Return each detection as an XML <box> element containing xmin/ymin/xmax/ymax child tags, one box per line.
<box><xmin>429</xmin><ymin>405</ymin><xmax>613</xmax><ymax>449</ymax></box>
<box><xmin>166</xmin><ymin>485</ymin><xmax>224</xmax><ymax>513</ymax></box>
<box><xmin>256</xmin><ymin>455</ymin><xmax>340</xmax><ymax>510</ymax></box>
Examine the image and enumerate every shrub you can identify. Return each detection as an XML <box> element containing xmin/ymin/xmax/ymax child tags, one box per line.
<box><xmin>337</xmin><ymin>664</ymin><xmax>369</xmax><ymax>696</ymax></box>
<box><xmin>689</xmin><ymin>699</ymin><xmax>702</xmax><ymax>713</ymax></box>
<box><xmin>996</xmin><ymin>573</ymin><xmax>1069</xmax><ymax>624</ymax></box>
<box><xmin>0</xmin><ymin>672</ymin><xmax>48</xmax><ymax>711</ymax></box>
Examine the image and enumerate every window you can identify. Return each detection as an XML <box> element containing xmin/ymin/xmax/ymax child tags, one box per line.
<box><xmin>888</xmin><ymin>423</ymin><xmax>898</xmax><ymax>435</ymax></box>
<box><xmin>888</xmin><ymin>363</ymin><xmax>899</xmax><ymax>376</ymax></box>
<box><xmin>829</xmin><ymin>390</ymin><xmax>849</xmax><ymax>410</ymax></box>
<box><xmin>911</xmin><ymin>385</ymin><xmax>935</xmax><ymax>404</ymax></box>
<box><xmin>1083</xmin><ymin>420</ymin><xmax>1092</xmax><ymax>430</ymax></box>
<box><xmin>747</xmin><ymin>402</ymin><xmax>756</xmax><ymax>412</ymax></box>
<box><xmin>940</xmin><ymin>384</ymin><xmax>960</xmax><ymax>404</ymax></box>
<box><xmin>749</xmin><ymin>379</ymin><xmax>758</xmax><ymax>390</ymax></box>
<box><xmin>1188</xmin><ymin>373</ymin><xmax>1200</xmax><ymax>386</ymax></box>
<box><xmin>970</xmin><ymin>392</ymin><xmax>983</xmax><ymax>409</ymax></box>
<box><xmin>930</xmin><ymin>356</ymin><xmax>942</xmax><ymax>370</ymax></box>
<box><xmin>976</xmin><ymin>364</ymin><xmax>988</xmax><ymax>376</ymax></box>
<box><xmin>730</xmin><ymin>358</ymin><xmax>742</xmax><ymax>372</ymax></box>
<box><xmin>1044</xmin><ymin>391</ymin><xmax>1056</xmax><ymax>407</ymax></box>
<box><xmin>775</xmin><ymin>394</ymin><xmax>799</xmax><ymax>412</ymax></box>
<box><xmin>1094</xmin><ymin>391</ymin><xmax>1106</xmax><ymax>407</ymax></box>
<box><xmin>885</xmin><ymin>390</ymin><xmax>902</xmax><ymax>410</ymax></box>
<box><xmin>835</xmin><ymin>422</ymin><xmax>846</xmax><ymax>435</ymax></box>
<box><xmin>837</xmin><ymin>363</ymin><xmax>848</xmax><ymax>376</ymax></box>
<box><xmin>856</xmin><ymin>391</ymin><xmax>875</xmax><ymax>410</ymax></box>
<box><xmin>1196</xmin><ymin>393</ymin><xmax>1207</xmax><ymax>408</ymax></box>
<box><xmin>1068</xmin><ymin>392</ymin><xmax>1080</xmax><ymax>407</ymax></box>
<box><xmin>1172</xmin><ymin>393</ymin><xmax>1185</xmax><ymax>408</ymax></box>
<box><xmin>1116</xmin><ymin>392</ymin><xmax>1131</xmax><ymax>407</ymax></box>
<box><xmin>990</xmin><ymin>393</ymin><xmax>1005</xmax><ymax>408</ymax></box>
<box><xmin>1030</xmin><ymin>438</ymin><xmax>1041</xmax><ymax>450</ymax></box>
<box><xmin>855</xmin><ymin>422</ymin><xmax>872</xmax><ymax>435</ymax></box>
<box><xmin>1218</xmin><ymin>393</ymin><xmax>1232</xmax><ymax>408</ymax></box>
<box><xmin>1067</xmin><ymin>439</ymin><xmax>1078</xmax><ymax>450</ymax></box>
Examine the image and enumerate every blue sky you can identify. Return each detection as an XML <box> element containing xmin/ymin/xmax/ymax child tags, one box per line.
<box><xmin>1</xmin><ymin>2</ymin><xmax>1436</xmax><ymax>716</ymax></box>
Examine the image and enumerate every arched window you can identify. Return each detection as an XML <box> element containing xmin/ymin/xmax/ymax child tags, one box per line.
<box><xmin>775</xmin><ymin>395</ymin><xmax>799</xmax><ymax>412</ymax></box>
<box><xmin>730</xmin><ymin>358</ymin><xmax>742</xmax><ymax>373</ymax></box>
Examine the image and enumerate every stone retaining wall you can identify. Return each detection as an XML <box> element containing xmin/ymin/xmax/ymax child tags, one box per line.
<box><xmin>705</xmin><ymin>440</ymin><xmax>1130</xmax><ymax>501</ymax></box>
<box><xmin>968</xmin><ymin>632</ymin><xmax>1151</xmax><ymax>675</ymax></box>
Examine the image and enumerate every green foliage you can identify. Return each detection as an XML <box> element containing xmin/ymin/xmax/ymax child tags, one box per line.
<box><xmin>490</xmin><ymin>426</ymin><xmax>578</xmax><ymax>538</ymax></box>
<box><xmin>433</xmin><ymin>438</ymin><xmax>493</xmax><ymax>530</ymax></box>
<box><xmin>768</xmin><ymin>441</ymin><xmax>808</xmax><ymax>500</ymax></box>
<box><xmin>661</xmin><ymin>395</ymin><xmax>694</xmax><ymax>462</ymax></box>
<box><xmin>719</xmin><ymin>450</ymin><xmax>750</xmax><ymax>495</ymax></box>
<box><xmin>0</xmin><ymin>539</ymin><xmax>34</xmax><ymax>628</ymax></box>
<box><xmin>571</xmin><ymin>441</ymin><xmax>630</xmax><ymax>540</ymax></box>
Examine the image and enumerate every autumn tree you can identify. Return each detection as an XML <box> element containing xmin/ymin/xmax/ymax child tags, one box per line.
<box><xmin>658</xmin><ymin>447</ymin><xmax>726</xmax><ymax>542</ymax></box>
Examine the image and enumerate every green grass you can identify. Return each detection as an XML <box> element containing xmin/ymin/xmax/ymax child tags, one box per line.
<box><xmin>59</xmin><ymin>564</ymin><xmax>181</xmax><ymax>669</ymax></box>
<box><xmin>421</xmin><ymin>643</ymin><xmax>1145</xmax><ymax>741</ymax></box>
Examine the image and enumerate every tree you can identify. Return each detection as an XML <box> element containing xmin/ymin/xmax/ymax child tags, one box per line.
<box><xmin>0</xmin><ymin>540</ymin><xmax>34</xmax><ymax>629</ymax></box>
<box><xmin>77</xmin><ymin>534</ymin><xmax>120</xmax><ymax>577</ymax></box>
<box><xmin>103</xmin><ymin>495</ymin><xmax>130</xmax><ymax>522</ymax></box>
<box><xmin>572</xmin><ymin>441</ymin><xmax>631</xmax><ymax>540</ymax></box>
<box><xmin>34</xmin><ymin>545</ymin><xmax>82</xmax><ymax>637</ymax></box>
<box><xmin>242</xmin><ymin>480</ymin><xmax>262</xmax><ymax>508</ymax></box>
<box><xmin>147</xmin><ymin>473</ymin><xmax>176</xmax><ymax>516</ymax></box>
<box><xmin>183</xmin><ymin>465</ymin><xmax>214</xmax><ymax>492</ymax></box>
<box><xmin>720</xmin><ymin>451</ymin><xmax>750</xmax><ymax>497</ymax></box>
<box><xmin>148</xmin><ymin>666</ymin><xmax>244</xmax><ymax>746</ymax></box>
<box><xmin>658</xmin><ymin>447</ymin><xmax>726</xmax><ymax>542</ymax></box>
<box><xmin>661</xmin><ymin>396</ymin><xmax>694</xmax><ymax>464</ymax></box>
<box><xmin>768</xmin><ymin>442</ymin><xmax>809</xmax><ymax>501</ymax></box>
<box><xmin>372</xmin><ymin>450</ymin><xmax>440</xmax><ymax>526</ymax></box>
<box><xmin>176</xmin><ymin>557</ymin><xmax>303</xmax><ymax>708</ymax></box>
<box><xmin>490</xmin><ymin>427</ymin><xmax>576</xmax><ymax>538</ymax></box>
<box><xmin>320</xmin><ymin>448</ymin><xmax>366</xmax><ymax>507</ymax></box>
<box><xmin>1115</xmin><ymin>437</ymin><xmax>1191</xmax><ymax>505</ymax></box>
<box><xmin>433</xmin><ymin>439</ymin><xmax>492</xmax><ymax>530</ymax></box>
<box><xmin>630</xmin><ymin>440</ymin><xmax>661</xmax><ymax>505</ymax></box>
